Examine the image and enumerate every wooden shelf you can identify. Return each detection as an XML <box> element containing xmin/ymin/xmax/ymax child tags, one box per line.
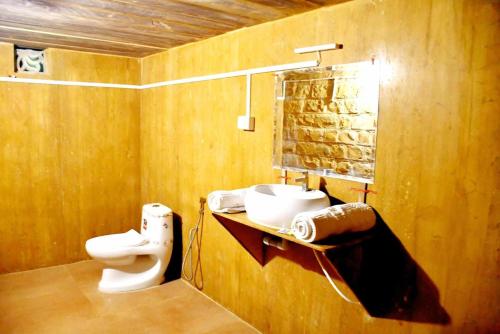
<box><xmin>212</xmin><ymin>212</ymin><xmax>441</xmax><ymax>318</ymax></box>
<box><xmin>212</xmin><ymin>211</ymin><xmax>377</xmax><ymax>306</ymax></box>
<box><xmin>212</xmin><ymin>212</ymin><xmax>373</xmax><ymax>254</ymax></box>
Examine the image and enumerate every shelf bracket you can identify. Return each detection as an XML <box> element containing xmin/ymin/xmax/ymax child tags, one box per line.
<box><xmin>214</xmin><ymin>213</ymin><xmax>266</xmax><ymax>265</ymax></box>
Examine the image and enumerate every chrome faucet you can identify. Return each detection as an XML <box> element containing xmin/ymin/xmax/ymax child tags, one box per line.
<box><xmin>295</xmin><ymin>171</ymin><xmax>309</xmax><ymax>191</ymax></box>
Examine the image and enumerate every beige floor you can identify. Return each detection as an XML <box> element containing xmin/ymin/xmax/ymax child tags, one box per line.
<box><xmin>0</xmin><ymin>260</ymin><xmax>259</xmax><ymax>334</ymax></box>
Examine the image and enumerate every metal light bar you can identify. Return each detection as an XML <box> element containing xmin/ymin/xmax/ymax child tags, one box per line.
<box><xmin>141</xmin><ymin>59</ymin><xmax>319</xmax><ymax>89</ymax></box>
<box><xmin>294</xmin><ymin>43</ymin><xmax>343</xmax><ymax>54</ymax></box>
<box><xmin>0</xmin><ymin>76</ymin><xmax>140</xmax><ymax>89</ymax></box>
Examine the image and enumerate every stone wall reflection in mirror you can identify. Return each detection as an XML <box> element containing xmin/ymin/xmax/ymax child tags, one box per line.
<box><xmin>273</xmin><ymin>61</ymin><xmax>380</xmax><ymax>183</ymax></box>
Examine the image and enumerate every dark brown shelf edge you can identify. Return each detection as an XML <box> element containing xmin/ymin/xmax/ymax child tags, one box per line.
<box><xmin>212</xmin><ymin>212</ymin><xmax>374</xmax><ymax>252</ymax></box>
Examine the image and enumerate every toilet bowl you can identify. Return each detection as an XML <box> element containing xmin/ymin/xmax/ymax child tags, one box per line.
<box><xmin>85</xmin><ymin>203</ymin><xmax>173</xmax><ymax>293</ymax></box>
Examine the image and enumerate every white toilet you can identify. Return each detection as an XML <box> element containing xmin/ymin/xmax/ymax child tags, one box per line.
<box><xmin>85</xmin><ymin>203</ymin><xmax>173</xmax><ymax>293</ymax></box>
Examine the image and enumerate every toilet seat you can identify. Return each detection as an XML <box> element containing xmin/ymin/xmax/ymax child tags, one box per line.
<box><xmin>91</xmin><ymin>229</ymin><xmax>147</xmax><ymax>248</ymax></box>
<box><xmin>86</xmin><ymin>229</ymin><xmax>157</xmax><ymax>259</ymax></box>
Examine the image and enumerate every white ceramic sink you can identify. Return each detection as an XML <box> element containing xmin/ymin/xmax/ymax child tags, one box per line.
<box><xmin>244</xmin><ymin>184</ymin><xmax>330</xmax><ymax>230</ymax></box>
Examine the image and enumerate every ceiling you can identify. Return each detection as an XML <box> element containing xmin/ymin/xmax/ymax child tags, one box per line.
<box><xmin>0</xmin><ymin>0</ymin><xmax>346</xmax><ymax>58</ymax></box>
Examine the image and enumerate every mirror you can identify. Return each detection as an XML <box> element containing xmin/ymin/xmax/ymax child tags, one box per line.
<box><xmin>273</xmin><ymin>61</ymin><xmax>380</xmax><ymax>183</ymax></box>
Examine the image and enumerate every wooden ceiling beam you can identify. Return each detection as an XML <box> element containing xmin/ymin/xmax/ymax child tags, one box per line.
<box><xmin>0</xmin><ymin>37</ymin><xmax>152</xmax><ymax>57</ymax></box>
<box><xmin>66</xmin><ymin>0</ymin><xmax>249</xmax><ymax>30</ymax></box>
<box><xmin>111</xmin><ymin>0</ymin><xmax>267</xmax><ymax>25</ymax></box>
<box><xmin>172</xmin><ymin>0</ymin><xmax>310</xmax><ymax>20</ymax></box>
<box><xmin>0</xmin><ymin>0</ymin><xmax>348</xmax><ymax>57</ymax></box>
<box><xmin>0</xmin><ymin>2</ymin><xmax>217</xmax><ymax>41</ymax></box>
<box><xmin>0</xmin><ymin>27</ymin><xmax>158</xmax><ymax>55</ymax></box>
<box><xmin>0</xmin><ymin>20</ymin><xmax>191</xmax><ymax>48</ymax></box>
<box><xmin>2</xmin><ymin>0</ymin><xmax>251</xmax><ymax>39</ymax></box>
<box><xmin>0</xmin><ymin>25</ymin><xmax>166</xmax><ymax>50</ymax></box>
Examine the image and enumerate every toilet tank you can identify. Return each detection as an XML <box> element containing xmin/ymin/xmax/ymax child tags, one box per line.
<box><xmin>141</xmin><ymin>203</ymin><xmax>173</xmax><ymax>245</ymax></box>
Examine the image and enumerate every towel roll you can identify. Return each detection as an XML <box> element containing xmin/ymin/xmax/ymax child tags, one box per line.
<box><xmin>207</xmin><ymin>188</ymin><xmax>247</xmax><ymax>213</ymax></box>
<box><xmin>291</xmin><ymin>202</ymin><xmax>376</xmax><ymax>242</ymax></box>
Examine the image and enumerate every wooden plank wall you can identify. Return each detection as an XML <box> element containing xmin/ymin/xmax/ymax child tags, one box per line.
<box><xmin>0</xmin><ymin>43</ymin><xmax>141</xmax><ymax>273</ymax></box>
<box><xmin>140</xmin><ymin>0</ymin><xmax>499</xmax><ymax>333</ymax></box>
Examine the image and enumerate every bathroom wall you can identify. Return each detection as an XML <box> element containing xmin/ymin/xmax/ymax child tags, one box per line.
<box><xmin>140</xmin><ymin>0</ymin><xmax>499</xmax><ymax>333</ymax></box>
<box><xmin>0</xmin><ymin>43</ymin><xmax>141</xmax><ymax>273</ymax></box>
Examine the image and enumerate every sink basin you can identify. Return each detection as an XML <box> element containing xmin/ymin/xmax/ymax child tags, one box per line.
<box><xmin>244</xmin><ymin>184</ymin><xmax>330</xmax><ymax>229</ymax></box>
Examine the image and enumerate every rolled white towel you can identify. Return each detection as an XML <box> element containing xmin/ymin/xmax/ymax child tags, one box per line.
<box><xmin>291</xmin><ymin>202</ymin><xmax>376</xmax><ymax>242</ymax></box>
<box><xmin>207</xmin><ymin>188</ymin><xmax>247</xmax><ymax>213</ymax></box>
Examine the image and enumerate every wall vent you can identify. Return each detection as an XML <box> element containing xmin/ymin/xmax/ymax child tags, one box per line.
<box><xmin>15</xmin><ymin>46</ymin><xmax>45</xmax><ymax>73</ymax></box>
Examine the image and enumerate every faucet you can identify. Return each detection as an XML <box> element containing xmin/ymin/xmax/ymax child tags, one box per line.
<box><xmin>295</xmin><ymin>171</ymin><xmax>309</xmax><ymax>191</ymax></box>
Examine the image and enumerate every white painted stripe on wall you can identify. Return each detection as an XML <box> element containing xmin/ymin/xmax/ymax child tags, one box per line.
<box><xmin>0</xmin><ymin>59</ymin><xmax>319</xmax><ymax>90</ymax></box>
<box><xmin>0</xmin><ymin>76</ymin><xmax>140</xmax><ymax>89</ymax></box>
<box><xmin>140</xmin><ymin>60</ymin><xmax>319</xmax><ymax>89</ymax></box>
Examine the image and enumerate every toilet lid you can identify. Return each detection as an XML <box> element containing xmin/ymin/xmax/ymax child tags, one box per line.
<box><xmin>92</xmin><ymin>229</ymin><xmax>149</xmax><ymax>248</ymax></box>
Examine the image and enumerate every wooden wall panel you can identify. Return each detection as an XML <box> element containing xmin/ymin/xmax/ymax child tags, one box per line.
<box><xmin>140</xmin><ymin>0</ymin><xmax>499</xmax><ymax>333</ymax></box>
<box><xmin>0</xmin><ymin>45</ymin><xmax>141</xmax><ymax>272</ymax></box>
<box><xmin>0</xmin><ymin>42</ymin><xmax>13</xmax><ymax>75</ymax></box>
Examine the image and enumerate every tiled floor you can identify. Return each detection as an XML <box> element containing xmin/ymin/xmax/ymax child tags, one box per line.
<box><xmin>0</xmin><ymin>260</ymin><xmax>259</xmax><ymax>334</ymax></box>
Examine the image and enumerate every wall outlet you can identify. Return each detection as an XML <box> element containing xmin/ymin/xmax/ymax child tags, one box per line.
<box><xmin>237</xmin><ymin>115</ymin><xmax>255</xmax><ymax>131</ymax></box>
